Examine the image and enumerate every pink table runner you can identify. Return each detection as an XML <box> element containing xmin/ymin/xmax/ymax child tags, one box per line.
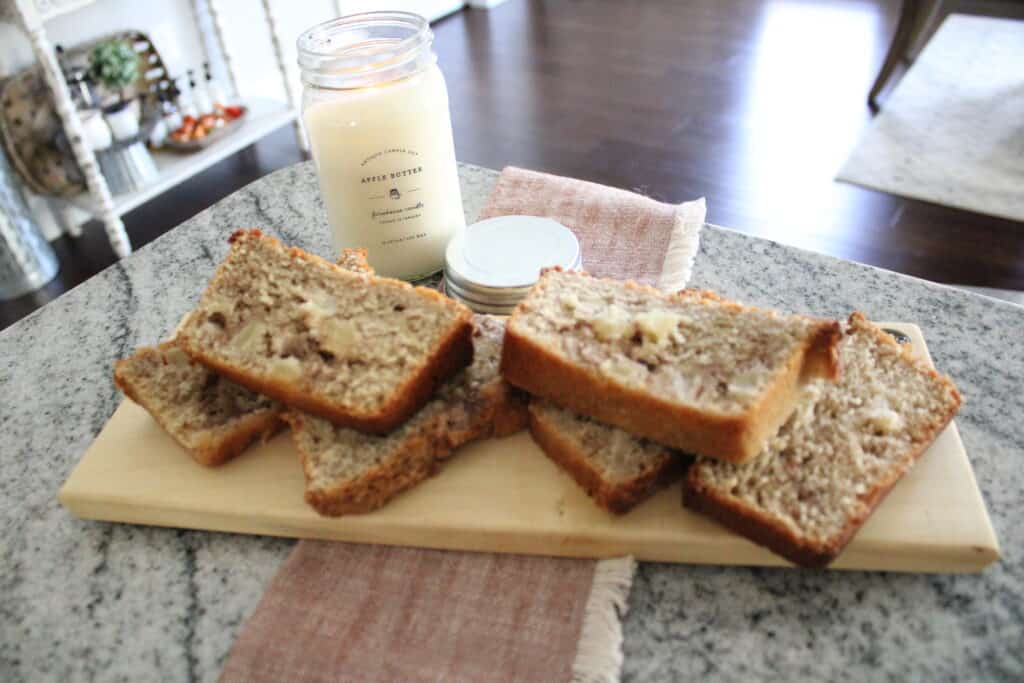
<box><xmin>220</xmin><ymin>167</ymin><xmax>705</xmax><ymax>683</ymax></box>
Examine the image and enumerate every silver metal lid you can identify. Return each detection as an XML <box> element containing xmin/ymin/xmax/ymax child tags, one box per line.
<box><xmin>443</xmin><ymin>215</ymin><xmax>581</xmax><ymax>314</ymax></box>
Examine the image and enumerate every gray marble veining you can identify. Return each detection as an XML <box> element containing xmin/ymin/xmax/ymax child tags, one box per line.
<box><xmin>1</xmin><ymin>162</ymin><xmax>1021</xmax><ymax>682</ymax></box>
<box><xmin>624</xmin><ymin>227</ymin><xmax>1024</xmax><ymax>681</ymax></box>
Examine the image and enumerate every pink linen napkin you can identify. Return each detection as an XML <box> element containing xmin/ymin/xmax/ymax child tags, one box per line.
<box><xmin>476</xmin><ymin>167</ymin><xmax>703</xmax><ymax>290</ymax></box>
<box><xmin>220</xmin><ymin>167</ymin><xmax>705</xmax><ymax>683</ymax></box>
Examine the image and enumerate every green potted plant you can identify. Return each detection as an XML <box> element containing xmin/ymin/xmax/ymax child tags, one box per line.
<box><xmin>88</xmin><ymin>39</ymin><xmax>139</xmax><ymax>105</ymax></box>
<box><xmin>89</xmin><ymin>39</ymin><xmax>142</xmax><ymax>141</ymax></box>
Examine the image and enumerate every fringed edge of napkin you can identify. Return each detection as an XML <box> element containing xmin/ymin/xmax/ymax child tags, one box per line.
<box><xmin>570</xmin><ymin>556</ymin><xmax>637</xmax><ymax>683</ymax></box>
<box><xmin>657</xmin><ymin>197</ymin><xmax>707</xmax><ymax>293</ymax></box>
<box><xmin>571</xmin><ymin>196</ymin><xmax>704</xmax><ymax>683</ymax></box>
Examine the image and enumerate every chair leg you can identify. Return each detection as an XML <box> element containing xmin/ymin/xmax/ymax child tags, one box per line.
<box><xmin>903</xmin><ymin>0</ymin><xmax>943</xmax><ymax>65</ymax></box>
<box><xmin>868</xmin><ymin>0</ymin><xmax>923</xmax><ymax>111</ymax></box>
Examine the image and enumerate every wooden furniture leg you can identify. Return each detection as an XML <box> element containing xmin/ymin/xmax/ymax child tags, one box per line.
<box><xmin>872</xmin><ymin>0</ymin><xmax>929</xmax><ymax>111</ymax></box>
<box><xmin>261</xmin><ymin>0</ymin><xmax>308</xmax><ymax>153</ymax></box>
<box><xmin>206</xmin><ymin>0</ymin><xmax>241</xmax><ymax>99</ymax></box>
<box><xmin>904</xmin><ymin>0</ymin><xmax>943</xmax><ymax>65</ymax></box>
<box><xmin>13</xmin><ymin>0</ymin><xmax>131</xmax><ymax>257</ymax></box>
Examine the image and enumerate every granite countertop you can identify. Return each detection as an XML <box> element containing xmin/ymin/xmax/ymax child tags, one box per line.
<box><xmin>1</xmin><ymin>163</ymin><xmax>1021</xmax><ymax>681</ymax></box>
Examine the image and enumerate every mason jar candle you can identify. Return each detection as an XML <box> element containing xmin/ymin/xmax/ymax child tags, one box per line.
<box><xmin>297</xmin><ymin>12</ymin><xmax>465</xmax><ymax>280</ymax></box>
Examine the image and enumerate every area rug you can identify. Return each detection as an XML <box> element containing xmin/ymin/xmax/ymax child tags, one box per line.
<box><xmin>836</xmin><ymin>14</ymin><xmax>1024</xmax><ymax>222</ymax></box>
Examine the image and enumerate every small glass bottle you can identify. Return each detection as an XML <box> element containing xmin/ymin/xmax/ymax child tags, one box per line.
<box><xmin>297</xmin><ymin>12</ymin><xmax>465</xmax><ymax>280</ymax></box>
<box><xmin>203</xmin><ymin>62</ymin><xmax>228</xmax><ymax>109</ymax></box>
<box><xmin>158</xmin><ymin>81</ymin><xmax>183</xmax><ymax>130</ymax></box>
<box><xmin>63</xmin><ymin>56</ymin><xmax>111</xmax><ymax>151</ymax></box>
<box><xmin>191</xmin><ymin>67</ymin><xmax>215</xmax><ymax>116</ymax></box>
<box><xmin>149</xmin><ymin>92</ymin><xmax>178</xmax><ymax>148</ymax></box>
<box><xmin>174</xmin><ymin>75</ymin><xmax>198</xmax><ymax>119</ymax></box>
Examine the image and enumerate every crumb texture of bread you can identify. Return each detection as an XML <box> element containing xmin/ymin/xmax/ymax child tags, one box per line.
<box><xmin>113</xmin><ymin>342</ymin><xmax>282</xmax><ymax>465</ymax></box>
<box><xmin>502</xmin><ymin>268</ymin><xmax>840</xmax><ymax>462</ymax></box>
<box><xmin>288</xmin><ymin>315</ymin><xmax>529</xmax><ymax>516</ymax></box>
<box><xmin>528</xmin><ymin>399</ymin><xmax>687</xmax><ymax>514</ymax></box>
<box><xmin>176</xmin><ymin>230</ymin><xmax>473</xmax><ymax>432</ymax></box>
<box><xmin>684</xmin><ymin>313</ymin><xmax>962</xmax><ymax>566</ymax></box>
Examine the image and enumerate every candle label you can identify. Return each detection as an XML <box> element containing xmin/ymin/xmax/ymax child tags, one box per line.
<box><xmin>358</xmin><ymin>148</ymin><xmax>430</xmax><ymax>242</ymax></box>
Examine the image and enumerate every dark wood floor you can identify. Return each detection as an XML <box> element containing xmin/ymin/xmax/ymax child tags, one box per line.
<box><xmin>434</xmin><ymin>0</ymin><xmax>1024</xmax><ymax>287</ymax></box>
<box><xmin>4</xmin><ymin>0</ymin><xmax>1023</xmax><ymax>331</ymax></box>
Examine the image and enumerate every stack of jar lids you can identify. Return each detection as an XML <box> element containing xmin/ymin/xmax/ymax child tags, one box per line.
<box><xmin>443</xmin><ymin>215</ymin><xmax>582</xmax><ymax>315</ymax></box>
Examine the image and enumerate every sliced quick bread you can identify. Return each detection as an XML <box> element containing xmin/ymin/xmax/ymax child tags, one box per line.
<box><xmin>683</xmin><ymin>313</ymin><xmax>962</xmax><ymax>567</ymax></box>
<box><xmin>113</xmin><ymin>248</ymin><xmax>374</xmax><ymax>466</ymax></box>
<box><xmin>502</xmin><ymin>268</ymin><xmax>841</xmax><ymax>464</ymax></box>
<box><xmin>528</xmin><ymin>399</ymin><xmax>688</xmax><ymax>514</ymax></box>
<box><xmin>113</xmin><ymin>341</ymin><xmax>283</xmax><ymax>466</ymax></box>
<box><xmin>286</xmin><ymin>315</ymin><xmax>528</xmax><ymax>516</ymax></box>
<box><xmin>177</xmin><ymin>230</ymin><xmax>473</xmax><ymax>434</ymax></box>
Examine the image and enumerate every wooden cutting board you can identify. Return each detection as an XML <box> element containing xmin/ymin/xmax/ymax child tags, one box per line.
<box><xmin>59</xmin><ymin>322</ymin><xmax>1000</xmax><ymax>573</ymax></box>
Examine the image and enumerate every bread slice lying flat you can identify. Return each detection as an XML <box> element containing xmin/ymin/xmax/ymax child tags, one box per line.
<box><xmin>502</xmin><ymin>268</ymin><xmax>841</xmax><ymax>464</ymax></box>
<box><xmin>286</xmin><ymin>315</ymin><xmax>528</xmax><ymax>516</ymax></box>
<box><xmin>113</xmin><ymin>342</ymin><xmax>283</xmax><ymax>466</ymax></box>
<box><xmin>528</xmin><ymin>399</ymin><xmax>688</xmax><ymax>514</ymax></box>
<box><xmin>683</xmin><ymin>313</ymin><xmax>961</xmax><ymax>567</ymax></box>
<box><xmin>177</xmin><ymin>230</ymin><xmax>474</xmax><ymax>434</ymax></box>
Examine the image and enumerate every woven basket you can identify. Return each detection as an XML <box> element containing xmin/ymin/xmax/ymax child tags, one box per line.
<box><xmin>0</xmin><ymin>30</ymin><xmax>170</xmax><ymax>197</ymax></box>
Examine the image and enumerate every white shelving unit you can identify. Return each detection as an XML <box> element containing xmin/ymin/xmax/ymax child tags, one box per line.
<box><xmin>10</xmin><ymin>0</ymin><xmax>496</xmax><ymax>257</ymax></box>
<box><xmin>33</xmin><ymin>0</ymin><xmax>96</xmax><ymax>22</ymax></box>
<box><xmin>8</xmin><ymin>0</ymin><xmax>301</xmax><ymax>257</ymax></box>
<box><xmin>68</xmin><ymin>97</ymin><xmax>296</xmax><ymax>217</ymax></box>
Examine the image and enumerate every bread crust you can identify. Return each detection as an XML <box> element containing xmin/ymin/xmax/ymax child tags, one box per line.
<box><xmin>681</xmin><ymin>481</ymin><xmax>835</xmax><ymax>567</ymax></box>
<box><xmin>113</xmin><ymin>347</ymin><xmax>283</xmax><ymax>466</ymax></box>
<box><xmin>193</xmin><ymin>410</ymin><xmax>283</xmax><ymax>466</ymax></box>
<box><xmin>286</xmin><ymin>315</ymin><xmax>530</xmax><ymax>517</ymax></box>
<box><xmin>178</xmin><ymin>229</ymin><xmax>474</xmax><ymax>434</ymax></box>
<box><xmin>111</xmin><ymin>246</ymin><xmax>372</xmax><ymax>467</ymax></box>
<box><xmin>501</xmin><ymin>319</ymin><xmax>840</xmax><ymax>464</ymax></box>
<box><xmin>500</xmin><ymin>268</ymin><xmax>841</xmax><ymax>463</ymax></box>
<box><xmin>528</xmin><ymin>402</ymin><xmax>687</xmax><ymax>515</ymax></box>
<box><xmin>284</xmin><ymin>412</ymin><xmax>443</xmax><ymax>515</ymax></box>
<box><xmin>285</xmin><ymin>380</ymin><xmax>528</xmax><ymax>516</ymax></box>
<box><xmin>674</xmin><ymin>288</ymin><xmax>841</xmax><ymax>381</ymax></box>
<box><xmin>336</xmin><ymin>247</ymin><xmax>373</xmax><ymax>275</ymax></box>
<box><xmin>682</xmin><ymin>312</ymin><xmax>962</xmax><ymax>567</ymax></box>
<box><xmin>491</xmin><ymin>386</ymin><xmax>531</xmax><ymax>438</ymax></box>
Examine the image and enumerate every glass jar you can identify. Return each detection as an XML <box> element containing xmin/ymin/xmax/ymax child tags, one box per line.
<box><xmin>297</xmin><ymin>12</ymin><xmax>465</xmax><ymax>280</ymax></box>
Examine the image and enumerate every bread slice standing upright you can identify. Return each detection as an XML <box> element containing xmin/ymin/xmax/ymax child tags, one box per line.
<box><xmin>683</xmin><ymin>313</ymin><xmax>962</xmax><ymax>567</ymax></box>
<box><xmin>501</xmin><ymin>268</ymin><xmax>841</xmax><ymax>463</ymax></box>
<box><xmin>177</xmin><ymin>230</ymin><xmax>474</xmax><ymax>434</ymax></box>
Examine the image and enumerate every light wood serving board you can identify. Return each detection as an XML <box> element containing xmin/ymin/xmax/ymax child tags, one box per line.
<box><xmin>59</xmin><ymin>323</ymin><xmax>1000</xmax><ymax>573</ymax></box>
